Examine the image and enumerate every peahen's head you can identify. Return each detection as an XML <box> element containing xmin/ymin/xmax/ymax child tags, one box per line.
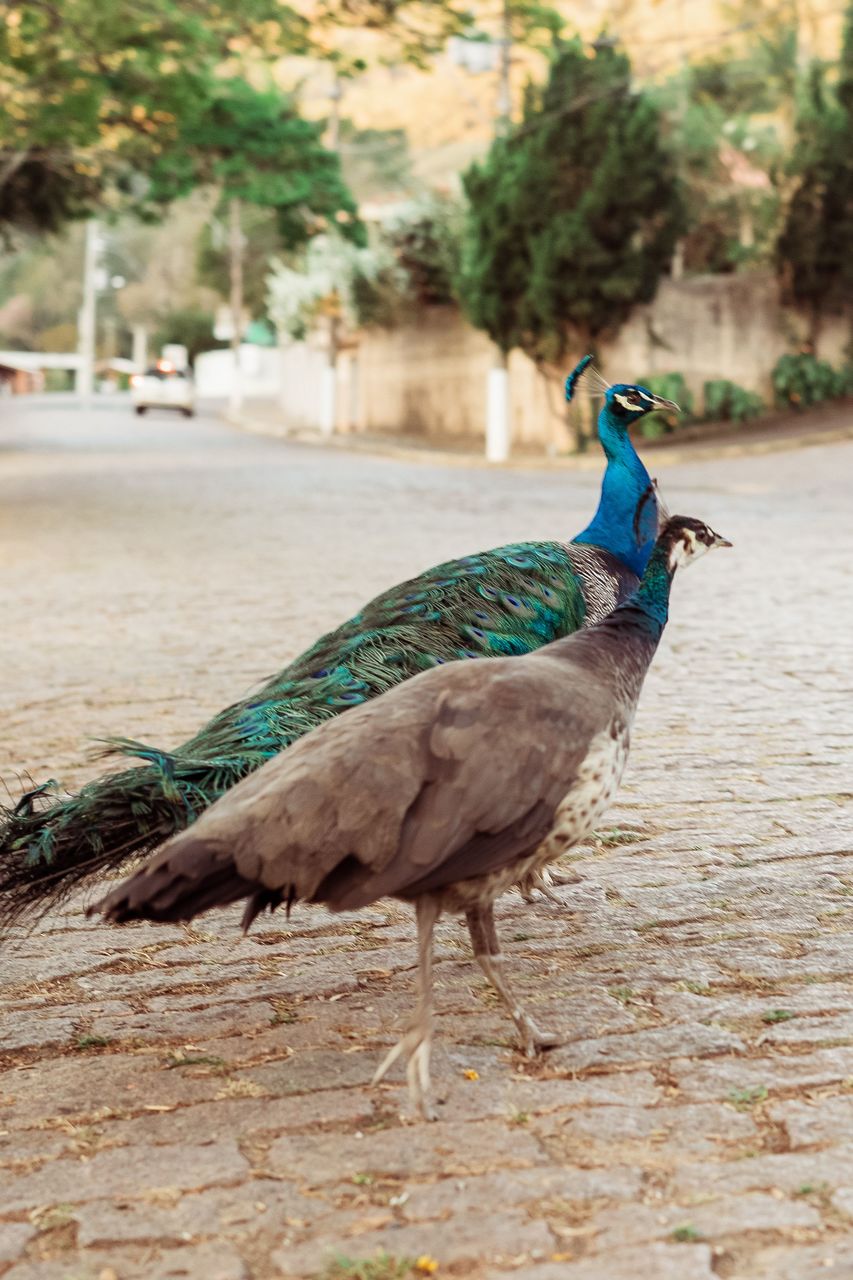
<box><xmin>656</xmin><ymin>515</ymin><xmax>732</xmax><ymax>572</ymax></box>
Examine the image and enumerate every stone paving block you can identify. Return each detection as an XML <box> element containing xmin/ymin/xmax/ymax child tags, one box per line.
<box><xmin>268</xmin><ymin>1118</ymin><xmax>548</xmax><ymax>1185</ymax></box>
<box><xmin>0</xmin><ymin>1223</ymin><xmax>35</xmax><ymax>1265</ymax></box>
<box><xmin>769</xmin><ymin>1095</ymin><xmax>853</xmax><ymax>1150</ymax></box>
<box><xmin>2</xmin><ymin>1242</ymin><xmax>248</xmax><ymax>1280</ymax></box>
<box><xmin>496</xmin><ymin>1241</ymin><xmax>716</xmax><ymax>1280</ymax></box>
<box><xmin>245</xmin><ymin>1048</ymin><xmax>381</xmax><ymax>1097</ymax></box>
<box><xmin>272</xmin><ymin>1208</ymin><xmax>555</xmax><ymax>1277</ymax></box>
<box><xmin>673</xmin><ymin>1046</ymin><xmax>853</xmax><ymax>1101</ymax></box>
<box><xmin>74</xmin><ymin>1178</ymin><xmax>321</xmax><ymax>1246</ymax></box>
<box><xmin>0</xmin><ymin>1055</ymin><xmax>238</xmax><ymax>1127</ymax></box>
<box><xmin>1</xmin><ymin>1014</ymin><xmax>78</xmax><ymax>1054</ymax></box>
<box><xmin>548</xmin><ymin>1022</ymin><xmax>745</xmax><ymax>1070</ymax></box>
<box><xmin>737</xmin><ymin>1242</ymin><xmax>853</xmax><ymax>1278</ymax></box>
<box><xmin>400</xmin><ymin>1165</ymin><xmax>644</xmax><ymax>1221</ymax></box>
<box><xmin>556</xmin><ymin>1101</ymin><xmax>756</xmax><ymax>1157</ymax></box>
<box><xmin>673</xmin><ymin>1151</ymin><xmax>853</xmax><ymax>1197</ymax></box>
<box><xmin>0</xmin><ymin>1140</ymin><xmax>248</xmax><ymax>1213</ymax></box>
<box><xmin>591</xmin><ymin>1192</ymin><xmax>820</xmax><ymax>1249</ymax></box>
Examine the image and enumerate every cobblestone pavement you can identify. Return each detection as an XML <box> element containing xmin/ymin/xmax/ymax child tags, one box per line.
<box><xmin>2</xmin><ymin>398</ymin><xmax>853</xmax><ymax>1280</ymax></box>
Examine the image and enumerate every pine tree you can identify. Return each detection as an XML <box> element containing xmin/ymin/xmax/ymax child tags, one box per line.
<box><xmin>458</xmin><ymin>38</ymin><xmax>682</xmax><ymax>364</ymax></box>
<box><xmin>777</xmin><ymin>0</ymin><xmax>853</xmax><ymax>341</ymax></box>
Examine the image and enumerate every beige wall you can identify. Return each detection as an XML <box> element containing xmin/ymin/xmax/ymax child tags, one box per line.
<box><xmin>270</xmin><ymin>272</ymin><xmax>850</xmax><ymax>452</ymax></box>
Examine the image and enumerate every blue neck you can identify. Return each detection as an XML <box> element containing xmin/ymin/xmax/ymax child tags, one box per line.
<box><xmin>573</xmin><ymin>409</ymin><xmax>654</xmax><ymax>577</ymax></box>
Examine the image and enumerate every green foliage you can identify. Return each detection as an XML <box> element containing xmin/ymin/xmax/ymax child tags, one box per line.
<box><xmin>771</xmin><ymin>352</ymin><xmax>853</xmax><ymax>408</ymax></box>
<box><xmin>383</xmin><ymin>194</ymin><xmax>464</xmax><ymax>308</ymax></box>
<box><xmin>671</xmin><ymin>1225</ymin><xmax>702</xmax><ymax>1243</ymax></box>
<box><xmin>0</xmin><ymin>0</ymin><xmax>306</xmax><ymax>233</ymax></box>
<box><xmin>637</xmin><ymin>372</ymin><xmax>693</xmax><ymax>438</ymax></box>
<box><xmin>702</xmin><ymin>378</ymin><xmax>764</xmax><ymax>423</ymax></box>
<box><xmin>777</xmin><ymin>4</ymin><xmax>853</xmax><ymax>332</ymax></box>
<box><xmin>141</xmin><ymin>79</ymin><xmax>359</xmax><ymax>250</ymax></box>
<box><xmin>458</xmin><ymin>38</ymin><xmax>682</xmax><ymax>358</ymax></box>
<box><xmin>320</xmin><ymin>1254</ymin><xmax>413</xmax><ymax>1280</ymax></box>
<box><xmin>0</xmin><ymin>0</ymin><xmax>457</xmax><ymax>235</ymax></box>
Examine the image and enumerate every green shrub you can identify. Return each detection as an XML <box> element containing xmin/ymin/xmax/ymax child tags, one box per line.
<box><xmin>638</xmin><ymin>372</ymin><xmax>694</xmax><ymax>438</ymax></box>
<box><xmin>771</xmin><ymin>352</ymin><xmax>845</xmax><ymax>409</ymax></box>
<box><xmin>703</xmin><ymin>378</ymin><xmax>764</xmax><ymax>423</ymax></box>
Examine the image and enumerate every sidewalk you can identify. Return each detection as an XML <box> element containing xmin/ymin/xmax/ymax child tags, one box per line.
<box><xmin>226</xmin><ymin>397</ymin><xmax>853</xmax><ymax>470</ymax></box>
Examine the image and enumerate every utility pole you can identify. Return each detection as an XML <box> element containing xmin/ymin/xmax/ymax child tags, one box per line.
<box><xmin>670</xmin><ymin>0</ymin><xmax>689</xmax><ymax>280</ymax></box>
<box><xmin>486</xmin><ymin>0</ymin><xmax>513</xmax><ymax>462</ymax></box>
<box><xmin>228</xmin><ymin>196</ymin><xmax>244</xmax><ymax>415</ymax></box>
<box><xmin>77</xmin><ymin>219</ymin><xmax>99</xmax><ymax>401</ymax></box>
<box><xmin>496</xmin><ymin>0</ymin><xmax>512</xmax><ymax>134</ymax></box>
<box><xmin>321</xmin><ymin>69</ymin><xmax>343</xmax><ymax>437</ymax></box>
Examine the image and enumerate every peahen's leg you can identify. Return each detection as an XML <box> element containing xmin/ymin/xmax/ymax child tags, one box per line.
<box><xmin>466</xmin><ymin>902</ymin><xmax>562</xmax><ymax>1058</ymax></box>
<box><xmin>372</xmin><ymin>895</ymin><xmax>440</xmax><ymax>1120</ymax></box>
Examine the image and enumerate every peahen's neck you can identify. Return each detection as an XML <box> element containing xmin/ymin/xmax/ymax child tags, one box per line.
<box><xmin>573</xmin><ymin>410</ymin><xmax>654</xmax><ymax>577</ymax></box>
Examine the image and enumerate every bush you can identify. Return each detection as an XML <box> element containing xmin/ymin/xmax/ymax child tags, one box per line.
<box><xmin>638</xmin><ymin>372</ymin><xmax>694</xmax><ymax>438</ymax></box>
<box><xmin>703</xmin><ymin>378</ymin><xmax>764</xmax><ymax>423</ymax></box>
<box><xmin>771</xmin><ymin>352</ymin><xmax>849</xmax><ymax>409</ymax></box>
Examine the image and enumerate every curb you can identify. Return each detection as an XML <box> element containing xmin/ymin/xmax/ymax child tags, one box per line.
<box><xmin>225</xmin><ymin>411</ymin><xmax>853</xmax><ymax>472</ymax></box>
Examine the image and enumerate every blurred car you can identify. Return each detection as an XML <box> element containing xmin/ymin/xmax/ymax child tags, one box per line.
<box><xmin>131</xmin><ymin>362</ymin><xmax>195</xmax><ymax>417</ymax></box>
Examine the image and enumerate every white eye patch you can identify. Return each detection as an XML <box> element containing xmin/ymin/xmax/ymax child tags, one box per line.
<box><xmin>613</xmin><ymin>393</ymin><xmax>645</xmax><ymax>412</ymax></box>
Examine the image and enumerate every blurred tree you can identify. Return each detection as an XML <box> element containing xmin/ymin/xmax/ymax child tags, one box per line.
<box><xmin>196</xmin><ymin>205</ymin><xmax>281</xmax><ymax>316</ymax></box>
<box><xmin>139</xmin><ymin>79</ymin><xmax>359</xmax><ymax>248</ymax></box>
<box><xmin>383</xmin><ymin>193</ymin><xmax>464</xmax><ymax>308</ymax></box>
<box><xmin>777</xmin><ymin>1</ymin><xmax>853</xmax><ymax>341</ymax></box>
<box><xmin>0</xmin><ymin>0</ymin><xmax>468</xmax><ymax>235</ymax></box>
<box><xmin>458</xmin><ymin>38</ymin><xmax>682</xmax><ymax>366</ymax></box>
<box><xmin>151</xmin><ymin>308</ymin><xmax>224</xmax><ymax>366</ymax></box>
<box><xmin>338</xmin><ymin>123</ymin><xmax>413</xmax><ymax>202</ymax></box>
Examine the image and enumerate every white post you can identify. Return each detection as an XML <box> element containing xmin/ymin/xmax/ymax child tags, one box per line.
<box><xmin>320</xmin><ymin>364</ymin><xmax>337</xmax><ymax>436</ymax></box>
<box><xmin>228</xmin><ymin>197</ymin><xmax>244</xmax><ymax>415</ymax></box>
<box><xmin>486</xmin><ymin>361</ymin><xmax>510</xmax><ymax>463</ymax></box>
<box><xmin>131</xmin><ymin>324</ymin><xmax>147</xmax><ymax>371</ymax></box>
<box><xmin>77</xmin><ymin>219</ymin><xmax>99</xmax><ymax>400</ymax></box>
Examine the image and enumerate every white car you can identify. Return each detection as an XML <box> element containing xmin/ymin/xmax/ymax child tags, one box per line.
<box><xmin>131</xmin><ymin>363</ymin><xmax>195</xmax><ymax>417</ymax></box>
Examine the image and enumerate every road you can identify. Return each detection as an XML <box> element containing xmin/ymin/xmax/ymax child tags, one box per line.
<box><xmin>2</xmin><ymin>397</ymin><xmax>853</xmax><ymax>1279</ymax></box>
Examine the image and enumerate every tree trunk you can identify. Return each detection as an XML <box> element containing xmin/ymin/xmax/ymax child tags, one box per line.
<box><xmin>486</xmin><ymin>347</ymin><xmax>511</xmax><ymax>462</ymax></box>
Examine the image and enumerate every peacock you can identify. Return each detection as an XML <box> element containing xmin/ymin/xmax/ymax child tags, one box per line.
<box><xmin>0</xmin><ymin>357</ymin><xmax>679</xmax><ymax>931</ymax></box>
<box><xmin>91</xmin><ymin>515</ymin><xmax>731</xmax><ymax>1119</ymax></box>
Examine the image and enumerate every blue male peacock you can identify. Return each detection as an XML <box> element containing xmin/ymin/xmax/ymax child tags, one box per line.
<box><xmin>0</xmin><ymin>358</ymin><xmax>678</xmax><ymax>930</ymax></box>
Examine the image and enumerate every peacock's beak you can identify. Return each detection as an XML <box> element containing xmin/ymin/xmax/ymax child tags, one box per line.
<box><xmin>650</xmin><ymin>393</ymin><xmax>680</xmax><ymax>413</ymax></box>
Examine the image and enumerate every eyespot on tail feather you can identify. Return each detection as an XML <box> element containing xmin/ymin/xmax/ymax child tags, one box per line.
<box><xmin>565</xmin><ymin>354</ymin><xmax>594</xmax><ymax>402</ymax></box>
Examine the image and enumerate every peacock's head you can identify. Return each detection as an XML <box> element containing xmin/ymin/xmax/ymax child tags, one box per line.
<box><xmin>564</xmin><ymin>356</ymin><xmax>681</xmax><ymax>431</ymax></box>
<box><xmin>603</xmin><ymin>382</ymin><xmax>680</xmax><ymax>424</ymax></box>
<box><xmin>657</xmin><ymin>515</ymin><xmax>732</xmax><ymax>572</ymax></box>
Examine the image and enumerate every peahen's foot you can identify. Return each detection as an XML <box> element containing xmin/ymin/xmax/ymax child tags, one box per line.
<box><xmin>372</xmin><ymin>1027</ymin><xmax>437</xmax><ymax>1121</ymax></box>
<box><xmin>515</xmin><ymin>1012</ymin><xmax>563</xmax><ymax>1058</ymax></box>
<box><xmin>518</xmin><ymin>866</ymin><xmax>581</xmax><ymax>906</ymax></box>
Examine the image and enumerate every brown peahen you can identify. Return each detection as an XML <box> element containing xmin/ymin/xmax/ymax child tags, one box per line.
<box><xmin>1</xmin><ymin>357</ymin><xmax>679</xmax><ymax>931</ymax></box>
<box><xmin>91</xmin><ymin>516</ymin><xmax>731</xmax><ymax>1118</ymax></box>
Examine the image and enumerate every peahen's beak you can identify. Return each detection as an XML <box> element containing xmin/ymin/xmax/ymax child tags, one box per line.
<box><xmin>650</xmin><ymin>393</ymin><xmax>681</xmax><ymax>413</ymax></box>
<box><xmin>713</xmin><ymin>533</ymin><xmax>733</xmax><ymax>548</ymax></box>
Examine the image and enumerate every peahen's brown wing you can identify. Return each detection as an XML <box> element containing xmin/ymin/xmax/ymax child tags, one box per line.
<box><xmin>94</xmin><ymin>654</ymin><xmax>609</xmax><ymax>925</ymax></box>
